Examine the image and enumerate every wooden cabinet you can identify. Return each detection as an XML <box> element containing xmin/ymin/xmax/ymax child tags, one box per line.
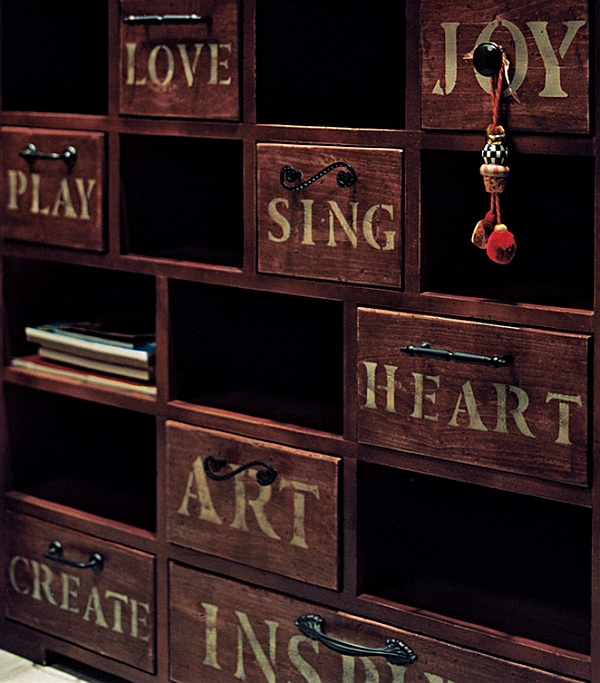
<box><xmin>170</xmin><ymin>564</ymin><xmax>583</xmax><ymax>683</ymax></box>
<box><xmin>357</xmin><ymin>309</ymin><xmax>590</xmax><ymax>484</ymax></box>
<box><xmin>119</xmin><ymin>0</ymin><xmax>239</xmax><ymax>119</ymax></box>
<box><xmin>6</xmin><ymin>513</ymin><xmax>155</xmax><ymax>673</ymax></box>
<box><xmin>0</xmin><ymin>2</ymin><xmax>596</xmax><ymax>683</ymax></box>
<box><xmin>257</xmin><ymin>144</ymin><xmax>403</xmax><ymax>286</ymax></box>
<box><xmin>165</xmin><ymin>421</ymin><xmax>340</xmax><ymax>588</ymax></box>
<box><xmin>0</xmin><ymin>127</ymin><xmax>105</xmax><ymax>250</ymax></box>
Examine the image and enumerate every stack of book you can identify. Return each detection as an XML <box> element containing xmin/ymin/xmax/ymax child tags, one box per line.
<box><xmin>12</xmin><ymin>321</ymin><xmax>157</xmax><ymax>396</ymax></box>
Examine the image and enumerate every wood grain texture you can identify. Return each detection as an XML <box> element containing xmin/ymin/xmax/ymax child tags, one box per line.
<box><xmin>421</xmin><ymin>0</ymin><xmax>589</xmax><ymax>132</ymax></box>
<box><xmin>166</xmin><ymin>421</ymin><xmax>340</xmax><ymax>588</ymax></box>
<box><xmin>5</xmin><ymin>512</ymin><xmax>155</xmax><ymax>673</ymax></box>
<box><xmin>357</xmin><ymin>308</ymin><xmax>589</xmax><ymax>484</ymax></box>
<box><xmin>119</xmin><ymin>0</ymin><xmax>239</xmax><ymax>119</ymax></box>
<box><xmin>0</xmin><ymin>127</ymin><xmax>105</xmax><ymax>250</ymax></box>
<box><xmin>257</xmin><ymin>144</ymin><xmax>403</xmax><ymax>287</ymax></box>
<box><xmin>169</xmin><ymin>564</ymin><xmax>582</xmax><ymax>683</ymax></box>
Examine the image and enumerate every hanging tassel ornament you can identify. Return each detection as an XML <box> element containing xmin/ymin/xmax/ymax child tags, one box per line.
<box><xmin>470</xmin><ymin>42</ymin><xmax>516</xmax><ymax>265</ymax></box>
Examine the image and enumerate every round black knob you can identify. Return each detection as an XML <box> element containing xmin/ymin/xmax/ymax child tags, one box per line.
<box><xmin>473</xmin><ymin>42</ymin><xmax>503</xmax><ymax>77</ymax></box>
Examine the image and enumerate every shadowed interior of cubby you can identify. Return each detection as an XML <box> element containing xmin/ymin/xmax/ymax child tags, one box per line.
<box><xmin>2</xmin><ymin>258</ymin><xmax>156</xmax><ymax>362</ymax></box>
<box><xmin>0</xmin><ymin>0</ymin><xmax>108</xmax><ymax>115</ymax></box>
<box><xmin>357</xmin><ymin>463</ymin><xmax>592</xmax><ymax>654</ymax></box>
<box><xmin>255</xmin><ymin>0</ymin><xmax>405</xmax><ymax>129</ymax></box>
<box><xmin>5</xmin><ymin>385</ymin><xmax>156</xmax><ymax>531</ymax></box>
<box><xmin>120</xmin><ymin>135</ymin><xmax>244</xmax><ymax>266</ymax></box>
<box><xmin>421</xmin><ymin>151</ymin><xmax>594</xmax><ymax>309</ymax></box>
<box><xmin>170</xmin><ymin>281</ymin><xmax>344</xmax><ymax>433</ymax></box>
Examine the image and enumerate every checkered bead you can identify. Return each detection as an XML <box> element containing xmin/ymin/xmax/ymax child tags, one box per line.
<box><xmin>482</xmin><ymin>141</ymin><xmax>508</xmax><ymax>165</ymax></box>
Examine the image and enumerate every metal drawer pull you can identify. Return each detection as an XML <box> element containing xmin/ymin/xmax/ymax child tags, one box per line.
<box><xmin>280</xmin><ymin>162</ymin><xmax>357</xmax><ymax>192</ymax></box>
<box><xmin>295</xmin><ymin>614</ymin><xmax>417</xmax><ymax>666</ymax></box>
<box><xmin>44</xmin><ymin>541</ymin><xmax>103</xmax><ymax>571</ymax></box>
<box><xmin>19</xmin><ymin>143</ymin><xmax>77</xmax><ymax>169</ymax></box>
<box><xmin>401</xmin><ymin>342</ymin><xmax>513</xmax><ymax>368</ymax></box>
<box><xmin>204</xmin><ymin>455</ymin><xmax>278</xmax><ymax>486</ymax></box>
<box><xmin>123</xmin><ymin>14</ymin><xmax>212</xmax><ymax>25</ymax></box>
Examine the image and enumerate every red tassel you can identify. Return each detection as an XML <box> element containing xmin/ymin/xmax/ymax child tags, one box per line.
<box><xmin>486</xmin><ymin>224</ymin><xmax>516</xmax><ymax>264</ymax></box>
<box><xmin>471</xmin><ymin>211</ymin><xmax>497</xmax><ymax>249</ymax></box>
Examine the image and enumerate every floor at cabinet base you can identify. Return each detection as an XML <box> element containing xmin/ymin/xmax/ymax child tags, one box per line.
<box><xmin>0</xmin><ymin>649</ymin><xmax>107</xmax><ymax>683</ymax></box>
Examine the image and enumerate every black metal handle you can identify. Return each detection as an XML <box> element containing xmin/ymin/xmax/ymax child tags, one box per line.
<box><xmin>204</xmin><ymin>455</ymin><xmax>278</xmax><ymax>486</ymax></box>
<box><xmin>280</xmin><ymin>162</ymin><xmax>357</xmax><ymax>192</ymax></box>
<box><xmin>20</xmin><ymin>143</ymin><xmax>77</xmax><ymax>169</ymax></box>
<box><xmin>401</xmin><ymin>342</ymin><xmax>513</xmax><ymax>368</ymax></box>
<box><xmin>44</xmin><ymin>541</ymin><xmax>103</xmax><ymax>572</ymax></box>
<box><xmin>123</xmin><ymin>14</ymin><xmax>212</xmax><ymax>25</ymax></box>
<box><xmin>295</xmin><ymin>615</ymin><xmax>417</xmax><ymax>666</ymax></box>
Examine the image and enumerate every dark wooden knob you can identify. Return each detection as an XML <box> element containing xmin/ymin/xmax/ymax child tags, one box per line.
<box><xmin>473</xmin><ymin>42</ymin><xmax>503</xmax><ymax>77</ymax></box>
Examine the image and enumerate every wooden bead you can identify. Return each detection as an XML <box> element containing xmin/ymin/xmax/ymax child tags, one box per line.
<box><xmin>480</xmin><ymin>164</ymin><xmax>510</xmax><ymax>193</ymax></box>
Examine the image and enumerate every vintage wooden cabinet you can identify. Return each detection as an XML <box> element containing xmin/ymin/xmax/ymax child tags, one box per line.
<box><xmin>0</xmin><ymin>1</ymin><xmax>597</xmax><ymax>683</ymax></box>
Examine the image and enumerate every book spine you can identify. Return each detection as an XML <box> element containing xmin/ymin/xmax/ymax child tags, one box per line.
<box><xmin>11</xmin><ymin>357</ymin><xmax>157</xmax><ymax>396</ymax></box>
<box><xmin>39</xmin><ymin>348</ymin><xmax>153</xmax><ymax>381</ymax></box>
<box><xmin>26</xmin><ymin>327</ymin><xmax>155</xmax><ymax>368</ymax></box>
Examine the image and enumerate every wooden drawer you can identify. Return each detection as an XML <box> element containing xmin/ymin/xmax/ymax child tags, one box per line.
<box><xmin>119</xmin><ymin>0</ymin><xmax>239</xmax><ymax>119</ymax></box>
<box><xmin>0</xmin><ymin>127</ymin><xmax>104</xmax><ymax>250</ymax></box>
<box><xmin>421</xmin><ymin>0</ymin><xmax>589</xmax><ymax>133</ymax></box>
<box><xmin>257</xmin><ymin>144</ymin><xmax>403</xmax><ymax>287</ymax></box>
<box><xmin>169</xmin><ymin>563</ymin><xmax>582</xmax><ymax>683</ymax></box>
<box><xmin>166</xmin><ymin>421</ymin><xmax>340</xmax><ymax>588</ymax></box>
<box><xmin>5</xmin><ymin>513</ymin><xmax>155</xmax><ymax>673</ymax></box>
<box><xmin>357</xmin><ymin>309</ymin><xmax>589</xmax><ymax>484</ymax></box>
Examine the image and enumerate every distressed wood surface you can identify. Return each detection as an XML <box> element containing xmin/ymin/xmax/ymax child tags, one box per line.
<box><xmin>5</xmin><ymin>512</ymin><xmax>155</xmax><ymax>672</ymax></box>
<box><xmin>257</xmin><ymin>144</ymin><xmax>403</xmax><ymax>287</ymax></box>
<box><xmin>166</xmin><ymin>421</ymin><xmax>340</xmax><ymax>588</ymax></box>
<box><xmin>0</xmin><ymin>127</ymin><xmax>104</xmax><ymax>250</ymax></box>
<box><xmin>421</xmin><ymin>0</ymin><xmax>589</xmax><ymax>132</ymax></box>
<box><xmin>119</xmin><ymin>0</ymin><xmax>239</xmax><ymax>119</ymax></box>
<box><xmin>169</xmin><ymin>564</ymin><xmax>582</xmax><ymax>683</ymax></box>
<box><xmin>357</xmin><ymin>308</ymin><xmax>589</xmax><ymax>484</ymax></box>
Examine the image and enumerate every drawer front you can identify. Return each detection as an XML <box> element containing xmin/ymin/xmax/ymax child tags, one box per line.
<box><xmin>357</xmin><ymin>309</ymin><xmax>589</xmax><ymax>484</ymax></box>
<box><xmin>119</xmin><ymin>0</ymin><xmax>239</xmax><ymax>119</ymax></box>
<box><xmin>0</xmin><ymin>127</ymin><xmax>105</xmax><ymax>250</ymax></box>
<box><xmin>257</xmin><ymin>144</ymin><xmax>403</xmax><ymax>287</ymax></box>
<box><xmin>421</xmin><ymin>0</ymin><xmax>589</xmax><ymax>133</ymax></box>
<box><xmin>6</xmin><ymin>513</ymin><xmax>155</xmax><ymax>672</ymax></box>
<box><xmin>170</xmin><ymin>563</ymin><xmax>581</xmax><ymax>683</ymax></box>
<box><xmin>166</xmin><ymin>421</ymin><xmax>340</xmax><ymax>588</ymax></box>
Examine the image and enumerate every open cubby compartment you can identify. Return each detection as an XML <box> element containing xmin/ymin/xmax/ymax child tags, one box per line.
<box><xmin>421</xmin><ymin>150</ymin><xmax>594</xmax><ymax>309</ymax></box>
<box><xmin>2</xmin><ymin>258</ymin><xmax>156</xmax><ymax>362</ymax></box>
<box><xmin>4</xmin><ymin>384</ymin><xmax>156</xmax><ymax>531</ymax></box>
<box><xmin>357</xmin><ymin>463</ymin><xmax>591</xmax><ymax>654</ymax></box>
<box><xmin>0</xmin><ymin>0</ymin><xmax>108</xmax><ymax>115</ymax></box>
<box><xmin>170</xmin><ymin>281</ymin><xmax>344</xmax><ymax>433</ymax></box>
<box><xmin>120</xmin><ymin>134</ymin><xmax>244</xmax><ymax>266</ymax></box>
<box><xmin>255</xmin><ymin>0</ymin><xmax>405</xmax><ymax>129</ymax></box>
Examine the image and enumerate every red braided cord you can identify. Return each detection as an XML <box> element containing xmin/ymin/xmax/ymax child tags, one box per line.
<box><xmin>488</xmin><ymin>67</ymin><xmax>504</xmax><ymax>224</ymax></box>
<box><xmin>488</xmin><ymin>193</ymin><xmax>501</xmax><ymax>225</ymax></box>
<box><xmin>490</xmin><ymin>69</ymin><xmax>503</xmax><ymax>128</ymax></box>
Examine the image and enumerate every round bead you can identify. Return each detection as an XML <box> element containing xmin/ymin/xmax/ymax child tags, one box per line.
<box><xmin>482</xmin><ymin>140</ymin><xmax>508</xmax><ymax>165</ymax></box>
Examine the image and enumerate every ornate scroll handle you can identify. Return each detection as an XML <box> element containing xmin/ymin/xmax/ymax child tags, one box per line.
<box><xmin>295</xmin><ymin>614</ymin><xmax>417</xmax><ymax>666</ymax></box>
<box><xmin>204</xmin><ymin>455</ymin><xmax>278</xmax><ymax>487</ymax></box>
<box><xmin>280</xmin><ymin>162</ymin><xmax>357</xmax><ymax>192</ymax></box>
<box><xmin>44</xmin><ymin>541</ymin><xmax>103</xmax><ymax>572</ymax></box>
<box><xmin>401</xmin><ymin>342</ymin><xmax>513</xmax><ymax>368</ymax></box>
<box><xmin>123</xmin><ymin>14</ymin><xmax>212</xmax><ymax>25</ymax></box>
<box><xmin>19</xmin><ymin>143</ymin><xmax>77</xmax><ymax>169</ymax></box>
